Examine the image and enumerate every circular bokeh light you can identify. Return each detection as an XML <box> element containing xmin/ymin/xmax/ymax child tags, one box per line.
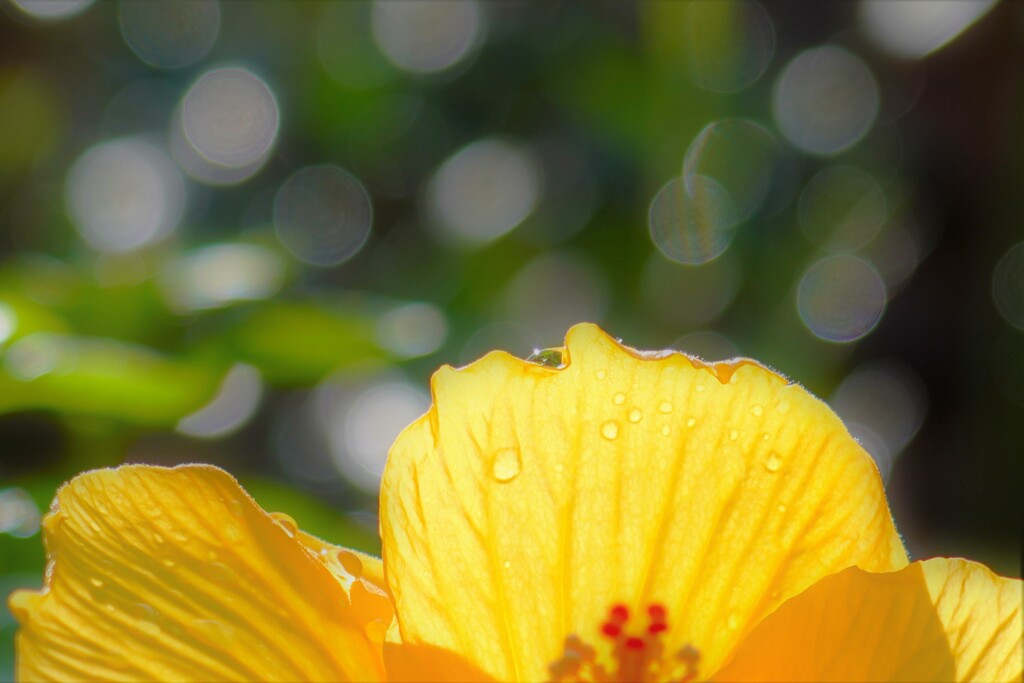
<box><xmin>65</xmin><ymin>138</ymin><xmax>184</xmax><ymax>253</ymax></box>
<box><xmin>274</xmin><ymin>165</ymin><xmax>373</xmax><ymax>267</ymax></box>
<box><xmin>649</xmin><ymin>176</ymin><xmax>737</xmax><ymax>265</ymax></box>
<box><xmin>427</xmin><ymin>138</ymin><xmax>541</xmax><ymax>247</ymax></box>
<box><xmin>797</xmin><ymin>255</ymin><xmax>887</xmax><ymax>342</ymax></box>
<box><xmin>371</xmin><ymin>0</ymin><xmax>484</xmax><ymax>74</ymax></box>
<box><xmin>773</xmin><ymin>46</ymin><xmax>879</xmax><ymax>156</ymax></box>
<box><xmin>685</xmin><ymin>0</ymin><xmax>775</xmax><ymax>93</ymax></box>
<box><xmin>119</xmin><ymin>0</ymin><xmax>220</xmax><ymax>69</ymax></box>
<box><xmin>181</xmin><ymin>66</ymin><xmax>279</xmax><ymax>168</ymax></box>
<box><xmin>993</xmin><ymin>241</ymin><xmax>1024</xmax><ymax>331</ymax></box>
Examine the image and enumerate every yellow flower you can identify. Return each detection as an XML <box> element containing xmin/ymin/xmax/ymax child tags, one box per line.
<box><xmin>8</xmin><ymin>324</ymin><xmax>1022</xmax><ymax>682</ymax></box>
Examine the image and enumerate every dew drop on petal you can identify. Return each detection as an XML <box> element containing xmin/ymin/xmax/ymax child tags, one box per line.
<box><xmin>271</xmin><ymin>512</ymin><xmax>298</xmax><ymax>537</ymax></box>
<box><xmin>337</xmin><ymin>550</ymin><xmax>364</xmax><ymax>578</ymax></box>
<box><xmin>728</xmin><ymin>429</ymin><xmax>739</xmax><ymax>441</ymax></box>
<box><xmin>628</xmin><ymin>408</ymin><xmax>643</xmax><ymax>423</ymax></box>
<box><xmin>601</xmin><ymin>421</ymin><xmax>620</xmax><ymax>440</ymax></box>
<box><xmin>595</xmin><ymin>369</ymin><xmax>606</xmax><ymax>380</ymax></box>
<box><xmin>89</xmin><ymin>577</ymin><xmax>104</xmax><ymax>588</ymax></box>
<box><xmin>661</xmin><ymin>425</ymin><xmax>671</xmax><ymax>437</ymax></box>
<box><xmin>658</xmin><ymin>400</ymin><xmax>674</xmax><ymax>414</ymax></box>
<box><xmin>751</xmin><ymin>404</ymin><xmax>764</xmax><ymax>416</ymax></box>
<box><xmin>686</xmin><ymin>417</ymin><xmax>697</xmax><ymax>428</ymax></box>
<box><xmin>503</xmin><ymin>560</ymin><xmax>512</xmax><ymax>569</ymax></box>
<box><xmin>613</xmin><ymin>392</ymin><xmax>626</xmax><ymax>405</ymax></box>
<box><xmin>765</xmin><ymin>452</ymin><xmax>782</xmax><ymax>472</ymax></box>
<box><xmin>491</xmin><ymin>448</ymin><xmax>522</xmax><ymax>483</ymax></box>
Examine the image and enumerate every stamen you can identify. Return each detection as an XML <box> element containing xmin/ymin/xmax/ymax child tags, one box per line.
<box><xmin>547</xmin><ymin>603</ymin><xmax>701</xmax><ymax>682</ymax></box>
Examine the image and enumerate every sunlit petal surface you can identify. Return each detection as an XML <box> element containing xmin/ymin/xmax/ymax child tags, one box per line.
<box><xmin>7</xmin><ymin>465</ymin><xmax>386</xmax><ymax>682</ymax></box>
<box><xmin>381</xmin><ymin>323</ymin><xmax>906</xmax><ymax>681</ymax></box>
<box><xmin>715</xmin><ymin>558</ymin><xmax>1023</xmax><ymax>682</ymax></box>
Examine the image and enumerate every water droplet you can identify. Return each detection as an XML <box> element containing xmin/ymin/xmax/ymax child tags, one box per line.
<box><xmin>491</xmin><ymin>448</ymin><xmax>522</xmax><ymax>483</ymax></box>
<box><xmin>658</xmin><ymin>400</ymin><xmax>674</xmax><ymax>413</ymax></box>
<box><xmin>613</xmin><ymin>392</ymin><xmax>626</xmax><ymax>405</ymax></box>
<box><xmin>775</xmin><ymin>400</ymin><xmax>790</xmax><ymax>414</ymax></box>
<box><xmin>765</xmin><ymin>452</ymin><xmax>782</xmax><ymax>472</ymax></box>
<box><xmin>160</xmin><ymin>558</ymin><xmax>176</xmax><ymax>569</ymax></box>
<box><xmin>686</xmin><ymin>417</ymin><xmax>697</xmax><ymax>428</ymax></box>
<box><xmin>661</xmin><ymin>425</ymin><xmax>671</xmax><ymax>436</ymax></box>
<box><xmin>727</xmin><ymin>613</ymin><xmax>740</xmax><ymax>630</ymax></box>
<box><xmin>338</xmin><ymin>551</ymin><xmax>363</xmax><ymax>578</ymax></box>
<box><xmin>728</xmin><ymin>429</ymin><xmax>739</xmax><ymax>441</ymax></box>
<box><xmin>172</xmin><ymin>530</ymin><xmax>188</xmax><ymax>543</ymax></box>
<box><xmin>761</xmin><ymin>432</ymin><xmax>770</xmax><ymax>442</ymax></box>
<box><xmin>272</xmin><ymin>512</ymin><xmax>298</xmax><ymax>537</ymax></box>
<box><xmin>503</xmin><ymin>560</ymin><xmax>512</xmax><ymax>569</ymax></box>
<box><xmin>527</xmin><ymin>347</ymin><xmax>564</xmax><ymax>368</ymax></box>
<box><xmin>751</xmin><ymin>404</ymin><xmax>764</xmax><ymax>416</ymax></box>
<box><xmin>628</xmin><ymin>408</ymin><xmax>643</xmax><ymax>423</ymax></box>
<box><xmin>364</xmin><ymin>619</ymin><xmax>388</xmax><ymax>644</ymax></box>
<box><xmin>601</xmin><ymin>421</ymin><xmax>620</xmax><ymax>440</ymax></box>
<box><xmin>89</xmin><ymin>577</ymin><xmax>104</xmax><ymax>589</ymax></box>
<box><xmin>595</xmin><ymin>369</ymin><xmax>606</xmax><ymax>380</ymax></box>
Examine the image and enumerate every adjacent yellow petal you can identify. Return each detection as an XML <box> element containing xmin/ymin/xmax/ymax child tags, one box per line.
<box><xmin>381</xmin><ymin>323</ymin><xmax>907</xmax><ymax>680</ymax></box>
<box><xmin>714</xmin><ymin>558</ymin><xmax>1023</xmax><ymax>682</ymax></box>
<box><xmin>8</xmin><ymin>465</ymin><xmax>387</xmax><ymax>682</ymax></box>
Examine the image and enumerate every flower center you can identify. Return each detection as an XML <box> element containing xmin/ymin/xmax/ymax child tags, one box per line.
<box><xmin>548</xmin><ymin>603</ymin><xmax>701</xmax><ymax>682</ymax></box>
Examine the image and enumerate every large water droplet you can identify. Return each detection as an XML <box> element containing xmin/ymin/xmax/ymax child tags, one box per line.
<box><xmin>601</xmin><ymin>421</ymin><xmax>620</xmax><ymax>440</ymax></box>
<box><xmin>338</xmin><ymin>550</ymin><xmax>364</xmax><ymax>578</ymax></box>
<box><xmin>628</xmin><ymin>408</ymin><xmax>643</xmax><ymax>423</ymax></box>
<box><xmin>527</xmin><ymin>347</ymin><xmax>564</xmax><ymax>368</ymax></box>
<box><xmin>491</xmin><ymin>448</ymin><xmax>522</xmax><ymax>483</ymax></box>
<box><xmin>612</xmin><ymin>392</ymin><xmax>626</xmax><ymax>405</ymax></box>
<box><xmin>271</xmin><ymin>512</ymin><xmax>298</xmax><ymax>537</ymax></box>
<box><xmin>765</xmin><ymin>452</ymin><xmax>782</xmax><ymax>472</ymax></box>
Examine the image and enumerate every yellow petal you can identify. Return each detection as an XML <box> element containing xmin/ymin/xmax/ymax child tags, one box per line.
<box><xmin>714</xmin><ymin>558</ymin><xmax>1023</xmax><ymax>682</ymax></box>
<box><xmin>8</xmin><ymin>464</ymin><xmax>386</xmax><ymax>682</ymax></box>
<box><xmin>381</xmin><ymin>323</ymin><xmax>907</xmax><ymax>680</ymax></box>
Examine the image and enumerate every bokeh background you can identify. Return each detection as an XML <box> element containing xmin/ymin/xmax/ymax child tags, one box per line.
<box><xmin>1</xmin><ymin>0</ymin><xmax>1022</xmax><ymax>675</ymax></box>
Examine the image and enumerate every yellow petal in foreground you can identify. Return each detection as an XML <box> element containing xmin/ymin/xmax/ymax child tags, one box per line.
<box><xmin>715</xmin><ymin>558</ymin><xmax>1023</xmax><ymax>682</ymax></box>
<box><xmin>381</xmin><ymin>323</ymin><xmax>908</xmax><ymax>681</ymax></box>
<box><xmin>8</xmin><ymin>465</ymin><xmax>386</xmax><ymax>682</ymax></box>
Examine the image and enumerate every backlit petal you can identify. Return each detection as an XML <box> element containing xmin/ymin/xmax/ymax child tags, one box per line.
<box><xmin>8</xmin><ymin>465</ymin><xmax>386</xmax><ymax>682</ymax></box>
<box><xmin>714</xmin><ymin>558</ymin><xmax>1023</xmax><ymax>682</ymax></box>
<box><xmin>381</xmin><ymin>323</ymin><xmax>907</xmax><ymax>680</ymax></box>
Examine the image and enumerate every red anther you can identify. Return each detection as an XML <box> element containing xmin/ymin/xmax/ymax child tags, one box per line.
<box><xmin>609</xmin><ymin>604</ymin><xmax>630</xmax><ymax>623</ymax></box>
<box><xmin>647</xmin><ymin>603</ymin><xmax>666</xmax><ymax>621</ymax></box>
<box><xmin>647</xmin><ymin>621</ymin><xmax>668</xmax><ymax>635</ymax></box>
<box><xmin>624</xmin><ymin>636</ymin><xmax>646</xmax><ymax>650</ymax></box>
<box><xmin>601</xmin><ymin>621</ymin><xmax>622</xmax><ymax>638</ymax></box>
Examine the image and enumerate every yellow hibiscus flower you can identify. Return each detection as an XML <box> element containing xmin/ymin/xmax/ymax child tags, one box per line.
<box><xmin>8</xmin><ymin>324</ymin><xmax>1022</xmax><ymax>682</ymax></box>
